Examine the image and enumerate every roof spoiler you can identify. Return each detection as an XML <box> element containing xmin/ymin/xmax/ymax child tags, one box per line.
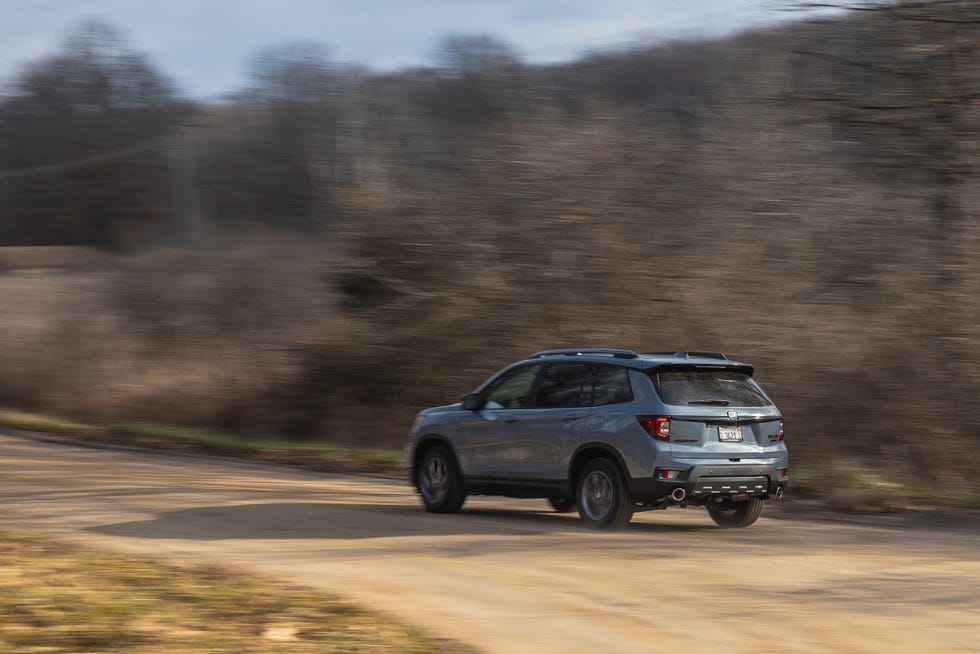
<box><xmin>645</xmin><ymin>350</ymin><xmax>728</xmax><ymax>360</ymax></box>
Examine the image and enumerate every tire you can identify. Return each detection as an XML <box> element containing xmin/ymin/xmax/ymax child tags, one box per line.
<box><xmin>548</xmin><ymin>497</ymin><xmax>576</xmax><ymax>513</ymax></box>
<box><xmin>416</xmin><ymin>445</ymin><xmax>465</xmax><ymax>513</ymax></box>
<box><xmin>707</xmin><ymin>497</ymin><xmax>764</xmax><ymax>528</ymax></box>
<box><xmin>576</xmin><ymin>458</ymin><xmax>634</xmax><ymax>529</ymax></box>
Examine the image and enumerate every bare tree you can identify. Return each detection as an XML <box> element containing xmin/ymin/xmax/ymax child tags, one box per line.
<box><xmin>197</xmin><ymin>43</ymin><xmax>363</xmax><ymax>233</ymax></box>
<box><xmin>788</xmin><ymin>1</ymin><xmax>980</xmax><ymax>347</ymax></box>
<box><xmin>0</xmin><ymin>19</ymin><xmax>184</xmax><ymax>248</ymax></box>
<box><xmin>435</xmin><ymin>34</ymin><xmax>522</xmax><ymax>78</ymax></box>
<box><xmin>419</xmin><ymin>34</ymin><xmax>525</xmax><ymax>131</ymax></box>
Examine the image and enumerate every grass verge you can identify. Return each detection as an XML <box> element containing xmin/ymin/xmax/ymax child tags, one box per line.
<box><xmin>790</xmin><ymin>463</ymin><xmax>980</xmax><ymax>512</ymax></box>
<box><xmin>0</xmin><ymin>245</ymin><xmax>103</xmax><ymax>270</ymax></box>
<box><xmin>0</xmin><ymin>409</ymin><xmax>96</xmax><ymax>435</ymax></box>
<box><xmin>0</xmin><ymin>409</ymin><xmax>404</xmax><ymax>474</ymax></box>
<box><xmin>0</xmin><ymin>531</ymin><xmax>464</xmax><ymax>653</ymax></box>
<box><xmin>114</xmin><ymin>422</ymin><xmax>405</xmax><ymax>471</ymax></box>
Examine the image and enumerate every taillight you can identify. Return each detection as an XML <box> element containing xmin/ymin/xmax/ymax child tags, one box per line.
<box><xmin>769</xmin><ymin>418</ymin><xmax>785</xmax><ymax>442</ymax></box>
<box><xmin>637</xmin><ymin>416</ymin><xmax>670</xmax><ymax>441</ymax></box>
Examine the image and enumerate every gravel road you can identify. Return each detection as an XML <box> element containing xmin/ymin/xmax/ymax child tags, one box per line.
<box><xmin>1</xmin><ymin>432</ymin><xmax>977</xmax><ymax>653</ymax></box>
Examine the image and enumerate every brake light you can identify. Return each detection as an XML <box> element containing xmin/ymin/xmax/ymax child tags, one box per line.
<box><xmin>637</xmin><ymin>416</ymin><xmax>670</xmax><ymax>441</ymax></box>
<box><xmin>769</xmin><ymin>418</ymin><xmax>785</xmax><ymax>442</ymax></box>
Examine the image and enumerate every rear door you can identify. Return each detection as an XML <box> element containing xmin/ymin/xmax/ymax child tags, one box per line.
<box><xmin>649</xmin><ymin>366</ymin><xmax>782</xmax><ymax>459</ymax></box>
<box><xmin>517</xmin><ymin>362</ymin><xmax>593</xmax><ymax>484</ymax></box>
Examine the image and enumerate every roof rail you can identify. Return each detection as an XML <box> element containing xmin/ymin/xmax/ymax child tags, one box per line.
<box><xmin>529</xmin><ymin>348</ymin><xmax>639</xmax><ymax>360</ymax></box>
<box><xmin>645</xmin><ymin>350</ymin><xmax>728</xmax><ymax>360</ymax></box>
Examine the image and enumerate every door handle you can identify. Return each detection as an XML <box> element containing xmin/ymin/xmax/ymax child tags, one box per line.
<box><xmin>504</xmin><ymin>418</ymin><xmax>519</xmax><ymax>424</ymax></box>
<box><xmin>562</xmin><ymin>416</ymin><xmax>580</xmax><ymax>422</ymax></box>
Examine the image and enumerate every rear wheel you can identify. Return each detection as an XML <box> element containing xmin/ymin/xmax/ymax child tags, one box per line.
<box><xmin>547</xmin><ymin>497</ymin><xmax>576</xmax><ymax>513</ymax></box>
<box><xmin>416</xmin><ymin>445</ymin><xmax>465</xmax><ymax>513</ymax></box>
<box><xmin>707</xmin><ymin>497</ymin><xmax>764</xmax><ymax>528</ymax></box>
<box><xmin>576</xmin><ymin>458</ymin><xmax>634</xmax><ymax>529</ymax></box>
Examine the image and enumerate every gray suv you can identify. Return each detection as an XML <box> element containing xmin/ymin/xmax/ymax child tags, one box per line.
<box><xmin>407</xmin><ymin>349</ymin><xmax>787</xmax><ymax>529</ymax></box>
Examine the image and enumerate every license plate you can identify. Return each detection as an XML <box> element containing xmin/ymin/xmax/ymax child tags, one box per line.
<box><xmin>718</xmin><ymin>426</ymin><xmax>743</xmax><ymax>442</ymax></box>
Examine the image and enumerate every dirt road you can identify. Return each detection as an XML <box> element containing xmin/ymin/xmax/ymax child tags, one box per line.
<box><xmin>1</xmin><ymin>432</ymin><xmax>977</xmax><ymax>653</ymax></box>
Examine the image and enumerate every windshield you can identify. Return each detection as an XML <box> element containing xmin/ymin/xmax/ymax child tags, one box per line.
<box><xmin>651</xmin><ymin>369</ymin><xmax>771</xmax><ymax>407</ymax></box>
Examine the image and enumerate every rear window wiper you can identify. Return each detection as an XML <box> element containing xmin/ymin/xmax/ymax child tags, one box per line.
<box><xmin>687</xmin><ymin>399</ymin><xmax>731</xmax><ymax>406</ymax></box>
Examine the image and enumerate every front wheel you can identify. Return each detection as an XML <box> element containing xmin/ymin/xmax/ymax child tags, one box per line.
<box><xmin>416</xmin><ymin>445</ymin><xmax>465</xmax><ymax>513</ymax></box>
<box><xmin>576</xmin><ymin>458</ymin><xmax>634</xmax><ymax>529</ymax></box>
<box><xmin>707</xmin><ymin>497</ymin><xmax>764</xmax><ymax>528</ymax></box>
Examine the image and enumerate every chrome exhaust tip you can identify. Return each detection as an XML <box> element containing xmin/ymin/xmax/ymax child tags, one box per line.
<box><xmin>671</xmin><ymin>488</ymin><xmax>686</xmax><ymax>502</ymax></box>
<box><xmin>775</xmin><ymin>486</ymin><xmax>784</xmax><ymax>499</ymax></box>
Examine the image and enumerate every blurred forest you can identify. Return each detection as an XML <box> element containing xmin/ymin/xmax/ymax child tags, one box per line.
<box><xmin>0</xmin><ymin>2</ymin><xmax>977</xmax><ymax>493</ymax></box>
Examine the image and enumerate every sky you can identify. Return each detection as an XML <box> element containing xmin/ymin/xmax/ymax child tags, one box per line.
<box><xmin>2</xmin><ymin>0</ymin><xmax>814</xmax><ymax>99</ymax></box>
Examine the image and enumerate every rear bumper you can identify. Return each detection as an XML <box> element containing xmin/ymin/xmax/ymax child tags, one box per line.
<box><xmin>629</xmin><ymin>463</ymin><xmax>788</xmax><ymax>502</ymax></box>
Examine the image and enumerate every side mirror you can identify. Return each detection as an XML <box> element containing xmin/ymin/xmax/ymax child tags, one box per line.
<box><xmin>461</xmin><ymin>393</ymin><xmax>484</xmax><ymax>411</ymax></box>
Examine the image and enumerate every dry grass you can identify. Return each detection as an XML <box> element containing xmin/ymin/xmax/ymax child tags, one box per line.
<box><xmin>0</xmin><ymin>531</ymin><xmax>465</xmax><ymax>653</ymax></box>
<box><xmin>790</xmin><ymin>463</ymin><xmax>980</xmax><ymax>512</ymax></box>
<box><xmin>0</xmin><ymin>246</ymin><xmax>104</xmax><ymax>271</ymax></box>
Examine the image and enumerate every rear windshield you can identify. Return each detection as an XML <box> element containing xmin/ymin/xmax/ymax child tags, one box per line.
<box><xmin>650</xmin><ymin>369</ymin><xmax>771</xmax><ymax>407</ymax></box>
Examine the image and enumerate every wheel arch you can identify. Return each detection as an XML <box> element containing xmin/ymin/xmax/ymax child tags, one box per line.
<box><xmin>569</xmin><ymin>442</ymin><xmax>630</xmax><ymax>489</ymax></box>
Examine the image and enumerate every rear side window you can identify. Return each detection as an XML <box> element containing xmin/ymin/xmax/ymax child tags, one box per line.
<box><xmin>592</xmin><ymin>365</ymin><xmax>632</xmax><ymax>406</ymax></box>
<box><xmin>536</xmin><ymin>363</ymin><xmax>592</xmax><ymax>408</ymax></box>
<box><xmin>651</xmin><ymin>369</ymin><xmax>771</xmax><ymax>407</ymax></box>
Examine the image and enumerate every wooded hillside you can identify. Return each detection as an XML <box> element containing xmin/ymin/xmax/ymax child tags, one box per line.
<box><xmin>1</xmin><ymin>2</ymin><xmax>977</xmax><ymax>496</ymax></box>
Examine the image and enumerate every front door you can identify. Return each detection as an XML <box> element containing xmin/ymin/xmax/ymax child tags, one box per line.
<box><xmin>462</xmin><ymin>363</ymin><xmax>541</xmax><ymax>480</ymax></box>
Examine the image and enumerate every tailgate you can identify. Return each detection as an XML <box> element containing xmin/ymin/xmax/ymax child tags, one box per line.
<box><xmin>667</xmin><ymin>409</ymin><xmax>783</xmax><ymax>459</ymax></box>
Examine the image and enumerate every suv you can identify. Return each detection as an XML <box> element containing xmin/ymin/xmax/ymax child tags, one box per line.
<box><xmin>407</xmin><ymin>349</ymin><xmax>787</xmax><ymax>529</ymax></box>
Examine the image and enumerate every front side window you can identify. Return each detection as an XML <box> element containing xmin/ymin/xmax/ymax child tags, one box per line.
<box><xmin>651</xmin><ymin>368</ymin><xmax>771</xmax><ymax>407</ymax></box>
<box><xmin>482</xmin><ymin>364</ymin><xmax>541</xmax><ymax>409</ymax></box>
<box><xmin>535</xmin><ymin>363</ymin><xmax>592</xmax><ymax>408</ymax></box>
<box><xmin>593</xmin><ymin>365</ymin><xmax>633</xmax><ymax>406</ymax></box>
